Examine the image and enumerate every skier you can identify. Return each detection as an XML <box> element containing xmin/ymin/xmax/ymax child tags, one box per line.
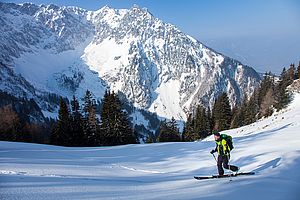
<box><xmin>210</xmin><ymin>130</ymin><xmax>239</xmax><ymax>176</ymax></box>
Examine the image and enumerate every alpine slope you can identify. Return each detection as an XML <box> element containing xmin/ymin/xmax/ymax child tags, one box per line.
<box><xmin>1</xmin><ymin>92</ymin><xmax>300</xmax><ymax>199</ymax></box>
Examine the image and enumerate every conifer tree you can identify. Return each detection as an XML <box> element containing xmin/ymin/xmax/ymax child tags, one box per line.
<box><xmin>169</xmin><ymin>117</ymin><xmax>180</xmax><ymax>137</ymax></box>
<box><xmin>158</xmin><ymin>118</ymin><xmax>181</xmax><ymax>142</ymax></box>
<box><xmin>287</xmin><ymin>64</ymin><xmax>295</xmax><ymax>81</ymax></box>
<box><xmin>70</xmin><ymin>96</ymin><xmax>84</xmax><ymax>146</ymax></box>
<box><xmin>100</xmin><ymin>91</ymin><xmax>111</xmax><ymax>141</ymax></box>
<box><xmin>258</xmin><ymin>72</ymin><xmax>273</xmax><ymax>105</ymax></box>
<box><xmin>231</xmin><ymin>94</ymin><xmax>248</xmax><ymax>128</ymax></box>
<box><xmin>206</xmin><ymin>107</ymin><xmax>213</xmax><ymax>134</ymax></box>
<box><xmin>82</xmin><ymin>90</ymin><xmax>99</xmax><ymax>146</ymax></box>
<box><xmin>183</xmin><ymin>113</ymin><xmax>198</xmax><ymax>142</ymax></box>
<box><xmin>274</xmin><ymin>67</ymin><xmax>292</xmax><ymax>110</ymax></box>
<box><xmin>194</xmin><ymin>105</ymin><xmax>209</xmax><ymax>139</ymax></box>
<box><xmin>257</xmin><ymin>72</ymin><xmax>275</xmax><ymax>118</ymax></box>
<box><xmin>158</xmin><ymin>120</ymin><xmax>169</xmax><ymax>142</ymax></box>
<box><xmin>283</xmin><ymin>65</ymin><xmax>295</xmax><ymax>85</ymax></box>
<box><xmin>244</xmin><ymin>89</ymin><xmax>259</xmax><ymax>124</ymax></box>
<box><xmin>100</xmin><ymin>91</ymin><xmax>136</xmax><ymax>145</ymax></box>
<box><xmin>230</xmin><ymin>106</ymin><xmax>241</xmax><ymax>129</ymax></box>
<box><xmin>212</xmin><ymin>93</ymin><xmax>232</xmax><ymax>131</ymax></box>
<box><xmin>51</xmin><ymin>97</ymin><xmax>71</xmax><ymax>146</ymax></box>
<box><xmin>181</xmin><ymin>123</ymin><xmax>186</xmax><ymax>142</ymax></box>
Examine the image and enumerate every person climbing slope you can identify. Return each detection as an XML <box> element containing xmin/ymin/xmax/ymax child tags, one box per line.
<box><xmin>210</xmin><ymin>130</ymin><xmax>239</xmax><ymax>175</ymax></box>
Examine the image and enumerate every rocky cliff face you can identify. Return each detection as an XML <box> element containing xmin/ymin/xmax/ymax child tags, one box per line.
<box><xmin>0</xmin><ymin>2</ymin><xmax>260</xmax><ymax>124</ymax></box>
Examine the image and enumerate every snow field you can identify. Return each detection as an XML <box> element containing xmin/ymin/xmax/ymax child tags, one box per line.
<box><xmin>1</xmin><ymin>93</ymin><xmax>300</xmax><ymax>199</ymax></box>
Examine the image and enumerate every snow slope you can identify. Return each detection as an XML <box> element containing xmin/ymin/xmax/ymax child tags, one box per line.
<box><xmin>1</xmin><ymin>93</ymin><xmax>300</xmax><ymax>200</ymax></box>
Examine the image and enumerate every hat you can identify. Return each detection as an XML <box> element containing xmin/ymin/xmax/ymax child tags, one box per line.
<box><xmin>212</xmin><ymin>129</ymin><xmax>220</xmax><ymax>136</ymax></box>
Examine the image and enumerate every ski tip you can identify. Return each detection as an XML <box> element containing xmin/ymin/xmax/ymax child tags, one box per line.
<box><xmin>235</xmin><ymin>171</ymin><xmax>256</xmax><ymax>176</ymax></box>
<box><xmin>244</xmin><ymin>171</ymin><xmax>255</xmax><ymax>175</ymax></box>
<box><xmin>194</xmin><ymin>176</ymin><xmax>211</xmax><ymax>180</ymax></box>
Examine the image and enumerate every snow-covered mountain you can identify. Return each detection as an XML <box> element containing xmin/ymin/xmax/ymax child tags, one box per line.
<box><xmin>0</xmin><ymin>2</ymin><xmax>260</xmax><ymax>123</ymax></box>
<box><xmin>1</xmin><ymin>91</ymin><xmax>300</xmax><ymax>200</ymax></box>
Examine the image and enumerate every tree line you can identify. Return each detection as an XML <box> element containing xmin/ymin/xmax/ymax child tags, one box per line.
<box><xmin>157</xmin><ymin>62</ymin><xmax>300</xmax><ymax>142</ymax></box>
<box><xmin>50</xmin><ymin>90</ymin><xmax>137</xmax><ymax>146</ymax></box>
<box><xmin>1</xmin><ymin>62</ymin><xmax>299</xmax><ymax>145</ymax></box>
<box><xmin>231</xmin><ymin>63</ymin><xmax>298</xmax><ymax>128</ymax></box>
<box><xmin>0</xmin><ymin>91</ymin><xmax>55</xmax><ymax>143</ymax></box>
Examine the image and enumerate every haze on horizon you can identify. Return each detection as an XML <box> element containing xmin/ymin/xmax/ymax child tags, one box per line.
<box><xmin>3</xmin><ymin>0</ymin><xmax>300</xmax><ymax>74</ymax></box>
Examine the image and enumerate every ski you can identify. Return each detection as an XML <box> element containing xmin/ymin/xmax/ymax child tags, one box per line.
<box><xmin>194</xmin><ymin>172</ymin><xmax>255</xmax><ymax>180</ymax></box>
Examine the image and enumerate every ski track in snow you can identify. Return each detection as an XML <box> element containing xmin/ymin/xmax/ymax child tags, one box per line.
<box><xmin>1</xmin><ymin>94</ymin><xmax>300</xmax><ymax>199</ymax></box>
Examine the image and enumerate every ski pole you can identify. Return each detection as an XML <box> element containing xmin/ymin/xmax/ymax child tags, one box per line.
<box><xmin>212</xmin><ymin>153</ymin><xmax>217</xmax><ymax>163</ymax></box>
<box><xmin>227</xmin><ymin>154</ymin><xmax>230</xmax><ymax>169</ymax></box>
<box><xmin>227</xmin><ymin>153</ymin><xmax>234</xmax><ymax>175</ymax></box>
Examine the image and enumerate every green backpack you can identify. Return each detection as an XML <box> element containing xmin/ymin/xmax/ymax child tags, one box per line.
<box><xmin>221</xmin><ymin>134</ymin><xmax>234</xmax><ymax>150</ymax></box>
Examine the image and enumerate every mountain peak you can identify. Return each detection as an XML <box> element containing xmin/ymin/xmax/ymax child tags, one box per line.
<box><xmin>45</xmin><ymin>3</ymin><xmax>60</xmax><ymax>10</ymax></box>
<box><xmin>0</xmin><ymin>2</ymin><xmax>260</xmax><ymax>124</ymax></box>
<box><xmin>129</xmin><ymin>4</ymin><xmax>154</xmax><ymax>19</ymax></box>
<box><xmin>98</xmin><ymin>5</ymin><xmax>112</xmax><ymax>12</ymax></box>
<box><xmin>131</xmin><ymin>4</ymin><xmax>148</xmax><ymax>12</ymax></box>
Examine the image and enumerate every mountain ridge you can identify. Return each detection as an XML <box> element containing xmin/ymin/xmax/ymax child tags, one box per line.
<box><xmin>0</xmin><ymin>2</ymin><xmax>260</xmax><ymax>131</ymax></box>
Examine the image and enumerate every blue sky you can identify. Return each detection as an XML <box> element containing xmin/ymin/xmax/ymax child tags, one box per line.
<box><xmin>3</xmin><ymin>0</ymin><xmax>300</xmax><ymax>73</ymax></box>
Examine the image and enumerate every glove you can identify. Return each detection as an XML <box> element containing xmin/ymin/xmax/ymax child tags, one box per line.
<box><xmin>210</xmin><ymin>150</ymin><xmax>215</xmax><ymax>154</ymax></box>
